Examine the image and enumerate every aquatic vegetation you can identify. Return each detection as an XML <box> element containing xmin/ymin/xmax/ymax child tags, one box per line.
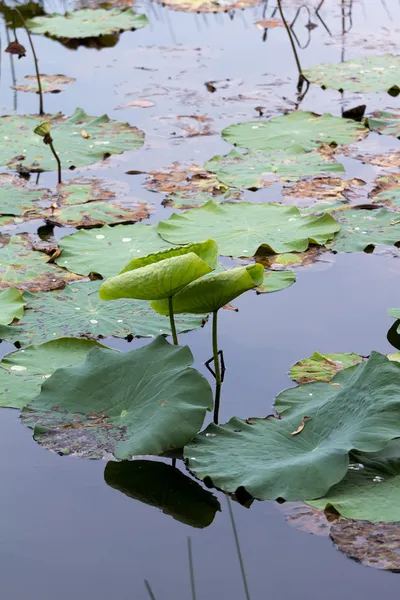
<box><xmin>34</xmin><ymin>121</ymin><xmax>62</xmax><ymax>183</ymax></box>
<box><xmin>0</xmin><ymin>288</ymin><xmax>25</xmax><ymax>325</ymax></box>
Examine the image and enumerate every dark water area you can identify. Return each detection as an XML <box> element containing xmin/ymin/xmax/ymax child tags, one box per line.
<box><xmin>1</xmin><ymin>0</ymin><xmax>400</xmax><ymax>597</ymax></box>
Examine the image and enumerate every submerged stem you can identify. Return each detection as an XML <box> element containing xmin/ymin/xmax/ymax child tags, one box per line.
<box><xmin>188</xmin><ymin>537</ymin><xmax>196</xmax><ymax>600</ymax></box>
<box><xmin>48</xmin><ymin>140</ymin><xmax>62</xmax><ymax>184</ymax></box>
<box><xmin>212</xmin><ymin>310</ymin><xmax>222</xmax><ymax>424</ymax></box>
<box><xmin>227</xmin><ymin>497</ymin><xmax>251</xmax><ymax>600</ymax></box>
<box><xmin>15</xmin><ymin>8</ymin><xmax>43</xmax><ymax>115</ymax></box>
<box><xmin>168</xmin><ymin>296</ymin><xmax>178</xmax><ymax>345</ymax></box>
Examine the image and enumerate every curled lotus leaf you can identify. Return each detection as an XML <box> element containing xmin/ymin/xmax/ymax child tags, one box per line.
<box><xmin>22</xmin><ymin>336</ymin><xmax>213</xmax><ymax>460</ymax></box>
<box><xmin>151</xmin><ymin>264</ymin><xmax>264</xmax><ymax>314</ymax></box>
<box><xmin>222</xmin><ymin>111</ymin><xmax>367</xmax><ymax>152</ymax></box>
<box><xmin>185</xmin><ymin>353</ymin><xmax>400</xmax><ymax>501</ymax></box>
<box><xmin>99</xmin><ymin>239</ymin><xmax>218</xmax><ymax>301</ymax></box>
<box><xmin>157</xmin><ymin>201</ymin><xmax>340</xmax><ymax>258</ymax></box>
<box><xmin>104</xmin><ymin>460</ymin><xmax>220</xmax><ymax>528</ymax></box>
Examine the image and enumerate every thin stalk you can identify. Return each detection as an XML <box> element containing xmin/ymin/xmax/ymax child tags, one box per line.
<box><xmin>15</xmin><ymin>7</ymin><xmax>43</xmax><ymax>115</ymax></box>
<box><xmin>48</xmin><ymin>140</ymin><xmax>62</xmax><ymax>184</ymax></box>
<box><xmin>188</xmin><ymin>537</ymin><xmax>196</xmax><ymax>600</ymax></box>
<box><xmin>276</xmin><ymin>0</ymin><xmax>308</xmax><ymax>92</ymax></box>
<box><xmin>168</xmin><ymin>296</ymin><xmax>178</xmax><ymax>345</ymax></box>
<box><xmin>227</xmin><ymin>497</ymin><xmax>251</xmax><ymax>600</ymax></box>
<box><xmin>144</xmin><ymin>580</ymin><xmax>157</xmax><ymax>600</ymax></box>
<box><xmin>212</xmin><ymin>310</ymin><xmax>221</xmax><ymax>424</ymax></box>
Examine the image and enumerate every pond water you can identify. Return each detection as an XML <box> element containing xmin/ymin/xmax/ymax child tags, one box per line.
<box><xmin>1</xmin><ymin>0</ymin><xmax>400</xmax><ymax>597</ymax></box>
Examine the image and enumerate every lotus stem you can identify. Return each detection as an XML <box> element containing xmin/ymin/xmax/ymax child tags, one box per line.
<box><xmin>276</xmin><ymin>0</ymin><xmax>309</xmax><ymax>94</ymax></box>
<box><xmin>188</xmin><ymin>537</ymin><xmax>197</xmax><ymax>600</ymax></box>
<box><xmin>48</xmin><ymin>139</ymin><xmax>62</xmax><ymax>184</ymax></box>
<box><xmin>15</xmin><ymin>8</ymin><xmax>44</xmax><ymax>115</ymax></box>
<box><xmin>227</xmin><ymin>497</ymin><xmax>251</xmax><ymax>600</ymax></box>
<box><xmin>212</xmin><ymin>310</ymin><xmax>222</xmax><ymax>424</ymax></box>
<box><xmin>168</xmin><ymin>296</ymin><xmax>178</xmax><ymax>345</ymax></box>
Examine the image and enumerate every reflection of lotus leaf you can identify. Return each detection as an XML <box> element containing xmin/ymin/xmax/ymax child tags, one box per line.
<box><xmin>0</xmin><ymin>108</ymin><xmax>144</xmax><ymax>172</ymax></box>
<box><xmin>154</xmin><ymin>0</ymin><xmax>261</xmax><ymax>13</ymax></box>
<box><xmin>27</xmin><ymin>9</ymin><xmax>149</xmax><ymax>39</ymax></box>
<box><xmin>222</xmin><ymin>111</ymin><xmax>367</xmax><ymax>151</ymax></box>
<box><xmin>22</xmin><ymin>337</ymin><xmax>213</xmax><ymax>460</ymax></box>
<box><xmin>304</xmin><ymin>55</ymin><xmax>400</xmax><ymax>94</ymax></box>
<box><xmin>185</xmin><ymin>353</ymin><xmax>400</xmax><ymax>501</ymax></box>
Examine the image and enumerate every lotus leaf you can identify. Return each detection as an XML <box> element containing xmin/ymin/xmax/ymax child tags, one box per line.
<box><xmin>0</xmin><ymin>288</ymin><xmax>25</xmax><ymax>325</ymax></box>
<box><xmin>309</xmin><ymin>440</ymin><xmax>400</xmax><ymax>522</ymax></box>
<box><xmin>327</xmin><ymin>208</ymin><xmax>400</xmax><ymax>252</ymax></box>
<box><xmin>283</xmin><ymin>177</ymin><xmax>366</xmax><ymax>205</ymax></box>
<box><xmin>151</xmin><ymin>264</ymin><xmax>264</xmax><ymax>314</ymax></box>
<box><xmin>0</xmin><ymin>338</ymin><xmax>104</xmax><ymax>409</ymax></box>
<box><xmin>388</xmin><ymin>309</ymin><xmax>400</xmax><ymax>334</ymax></box>
<box><xmin>100</xmin><ymin>240</ymin><xmax>218</xmax><ymax>301</ymax></box>
<box><xmin>256</xmin><ymin>270</ymin><xmax>296</xmax><ymax>294</ymax></box>
<box><xmin>0</xmin><ymin>281</ymin><xmax>206</xmax><ymax>346</ymax></box>
<box><xmin>290</xmin><ymin>351</ymin><xmax>363</xmax><ymax>383</ymax></box>
<box><xmin>185</xmin><ymin>353</ymin><xmax>400</xmax><ymax>501</ymax></box>
<box><xmin>205</xmin><ymin>148</ymin><xmax>344</xmax><ymax>189</ymax></box>
<box><xmin>222</xmin><ymin>111</ymin><xmax>367</xmax><ymax>152</ymax></box>
<box><xmin>22</xmin><ymin>336</ymin><xmax>213</xmax><ymax>460</ymax></box>
<box><xmin>369</xmin><ymin>174</ymin><xmax>400</xmax><ymax>211</ymax></box>
<box><xmin>0</xmin><ymin>173</ymin><xmax>48</xmax><ymax>217</ymax></box>
<box><xmin>104</xmin><ymin>460</ymin><xmax>220</xmax><ymax>528</ymax></box>
<box><xmin>0</xmin><ymin>234</ymin><xmax>82</xmax><ymax>291</ymax></box>
<box><xmin>0</xmin><ymin>108</ymin><xmax>144</xmax><ymax>172</ymax></box>
<box><xmin>13</xmin><ymin>74</ymin><xmax>76</xmax><ymax>94</ymax></box>
<box><xmin>366</xmin><ymin>110</ymin><xmax>400</xmax><ymax>138</ymax></box>
<box><xmin>56</xmin><ymin>224</ymin><xmax>171</xmax><ymax>277</ymax></box>
<box><xmin>26</xmin><ymin>9</ymin><xmax>149</xmax><ymax>39</ymax></box>
<box><xmin>157</xmin><ymin>201</ymin><xmax>340</xmax><ymax>257</ymax></box>
<box><xmin>48</xmin><ymin>200</ymin><xmax>151</xmax><ymax>228</ymax></box>
<box><xmin>304</xmin><ymin>55</ymin><xmax>400</xmax><ymax>94</ymax></box>
<box><xmin>154</xmin><ymin>0</ymin><xmax>261</xmax><ymax>12</ymax></box>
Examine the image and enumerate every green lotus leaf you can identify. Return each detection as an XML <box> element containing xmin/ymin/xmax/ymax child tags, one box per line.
<box><xmin>304</xmin><ymin>55</ymin><xmax>400</xmax><ymax>94</ymax></box>
<box><xmin>157</xmin><ymin>201</ymin><xmax>340</xmax><ymax>258</ymax></box>
<box><xmin>22</xmin><ymin>336</ymin><xmax>213</xmax><ymax>460</ymax></box>
<box><xmin>0</xmin><ymin>281</ymin><xmax>207</xmax><ymax>346</ymax></box>
<box><xmin>366</xmin><ymin>110</ymin><xmax>400</xmax><ymax>138</ymax></box>
<box><xmin>256</xmin><ymin>270</ymin><xmax>296</xmax><ymax>294</ymax></box>
<box><xmin>100</xmin><ymin>240</ymin><xmax>218</xmax><ymax>301</ymax></box>
<box><xmin>185</xmin><ymin>353</ymin><xmax>400</xmax><ymax>501</ymax></box>
<box><xmin>27</xmin><ymin>9</ymin><xmax>149</xmax><ymax>39</ymax></box>
<box><xmin>49</xmin><ymin>200</ymin><xmax>151</xmax><ymax>228</ymax></box>
<box><xmin>56</xmin><ymin>224</ymin><xmax>171</xmax><ymax>277</ymax></box>
<box><xmin>205</xmin><ymin>147</ymin><xmax>344</xmax><ymax>190</ymax></box>
<box><xmin>222</xmin><ymin>111</ymin><xmax>367</xmax><ymax>152</ymax></box>
<box><xmin>369</xmin><ymin>174</ymin><xmax>400</xmax><ymax>211</ymax></box>
<box><xmin>0</xmin><ymin>234</ymin><xmax>81</xmax><ymax>292</ymax></box>
<box><xmin>0</xmin><ymin>108</ymin><xmax>144</xmax><ymax>172</ymax></box>
<box><xmin>0</xmin><ymin>338</ymin><xmax>105</xmax><ymax>409</ymax></box>
<box><xmin>0</xmin><ymin>288</ymin><xmax>25</xmax><ymax>325</ymax></box>
<box><xmin>151</xmin><ymin>264</ymin><xmax>264</xmax><ymax>314</ymax></box>
<box><xmin>104</xmin><ymin>460</ymin><xmax>220</xmax><ymax>528</ymax></box>
<box><xmin>327</xmin><ymin>208</ymin><xmax>400</xmax><ymax>252</ymax></box>
<box><xmin>0</xmin><ymin>173</ymin><xmax>48</xmax><ymax>218</ymax></box>
<box><xmin>290</xmin><ymin>351</ymin><xmax>363</xmax><ymax>383</ymax></box>
<box><xmin>309</xmin><ymin>439</ymin><xmax>400</xmax><ymax>522</ymax></box>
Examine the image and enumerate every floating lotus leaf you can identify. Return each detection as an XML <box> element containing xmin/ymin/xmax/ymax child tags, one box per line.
<box><xmin>13</xmin><ymin>74</ymin><xmax>76</xmax><ymax>93</ymax></box>
<box><xmin>100</xmin><ymin>240</ymin><xmax>218</xmax><ymax>301</ymax></box>
<box><xmin>256</xmin><ymin>270</ymin><xmax>296</xmax><ymax>294</ymax></box>
<box><xmin>0</xmin><ymin>234</ymin><xmax>82</xmax><ymax>291</ymax></box>
<box><xmin>278</xmin><ymin>502</ymin><xmax>334</xmax><ymax>537</ymax></box>
<box><xmin>222</xmin><ymin>111</ymin><xmax>367</xmax><ymax>152</ymax></box>
<box><xmin>327</xmin><ymin>208</ymin><xmax>400</xmax><ymax>252</ymax></box>
<box><xmin>283</xmin><ymin>177</ymin><xmax>366</xmax><ymax>205</ymax></box>
<box><xmin>310</xmin><ymin>439</ymin><xmax>400</xmax><ymax>522</ymax></box>
<box><xmin>205</xmin><ymin>148</ymin><xmax>344</xmax><ymax>189</ymax></box>
<box><xmin>290</xmin><ymin>351</ymin><xmax>363</xmax><ymax>383</ymax></box>
<box><xmin>0</xmin><ymin>173</ymin><xmax>48</xmax><ymax>217</ymax></box>
<box><xmin>56</xmin><ymin>224</ymin><xmax>171</xmax><ymax>277</ymax></box>
<box><xmin>330</xmin><ymin>519</ymin><xmax>400</xmax><ymax>570</ymax></box>
<box><xmin>0</xmin><ymin>281</ymin><xmax>206</xmax><ymax>346</ymax></box>
<box><xmin>185</xmin><ymin>353</ymin><xmax>400</xmax><ymax>501</ymax></box>
<box><xmin>48</xmin><ymin>200</ymin><xmax>151</xmax><ymax>228</ymax></box>
<box><xmin>22</xmin><ymin>336</ymin><xmax>213</xmax><ymax>460</ymax></box>
<box><xmin>54</xmin><ymin>177</ymin><xmax>131</xmax><ymax>205</ymax></box>
<box><xmin>0</xmin><ymin>108</ymin><xmax>144</xmax><ymax>172</ymax></box>
<box><xmin>154</xmin><ymin>0</ymin><xmax>260</xmax><ymax>12</ymax></box>
<box><xmin>104</xmin><ymin>460</ymin><xmax>220</xmax><ymax>528</ymax></box>
<box><xmin>0</xmin><ymin>338</ymin><xmax>104</xmax><ymax>409</ymax></box>
<box><xmin>369</xmin><ymin>174</ymin><xmax>400</xmax><ymax>211</ymax></box>
<box><xmin>26</xmin><ymin>9</ymin><xmax>149</xmax><ymax>39</ymax></box>
<box><xmin>304</xmin><ymin>55</ymin><xmax>400</xmax><ymax>94</ymax></box>
<box><xmin>0</xmin><ymin>288</ymin><xmax>25</xmax><ymax>325</ymax></box>
<box><xmin>157</xmin><ymin>201</ymin><xmax>340</xmax><ymax>258</ymax></box>
<box><xmin>367</xmin><ymin>110</ymin><xmax>400</xmax><ymax>138</ymax></box>
<box><xmin>151</xmin><ymin>264</ymin><xmax>264</xmax><ymax>315</ymax></box>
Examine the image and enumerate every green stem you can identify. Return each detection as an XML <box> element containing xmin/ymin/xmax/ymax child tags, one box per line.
<box><xmin>15</xmin><ymin>8</ymin><xmax>44</xmax><ymax>115</ymax></box>
<box><xmin>212</xmin><ymin>310</ymin><xmax>222</xmax><ymax>424</ymax></box>
<box><xmin>48</xmin><ymin>140</ymin><xmax>62</xmax><ymax>184</ymax></box>
<box><xmin>168</xmin><ymin>296</ymin><xmax>178</xmax><ymax>345</ymax></box>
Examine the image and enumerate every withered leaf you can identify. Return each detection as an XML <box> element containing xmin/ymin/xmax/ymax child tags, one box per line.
<box><xmin>290</xmin><ymin>416</ymin><xmax>312</xmax><ymax>436</ymax></box>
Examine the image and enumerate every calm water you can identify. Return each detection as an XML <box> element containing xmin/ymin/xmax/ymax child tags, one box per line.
<box><xmin>1</xmin><ymin>0</ymin><xmax>400</xmax><ymax>597</ymax></box>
